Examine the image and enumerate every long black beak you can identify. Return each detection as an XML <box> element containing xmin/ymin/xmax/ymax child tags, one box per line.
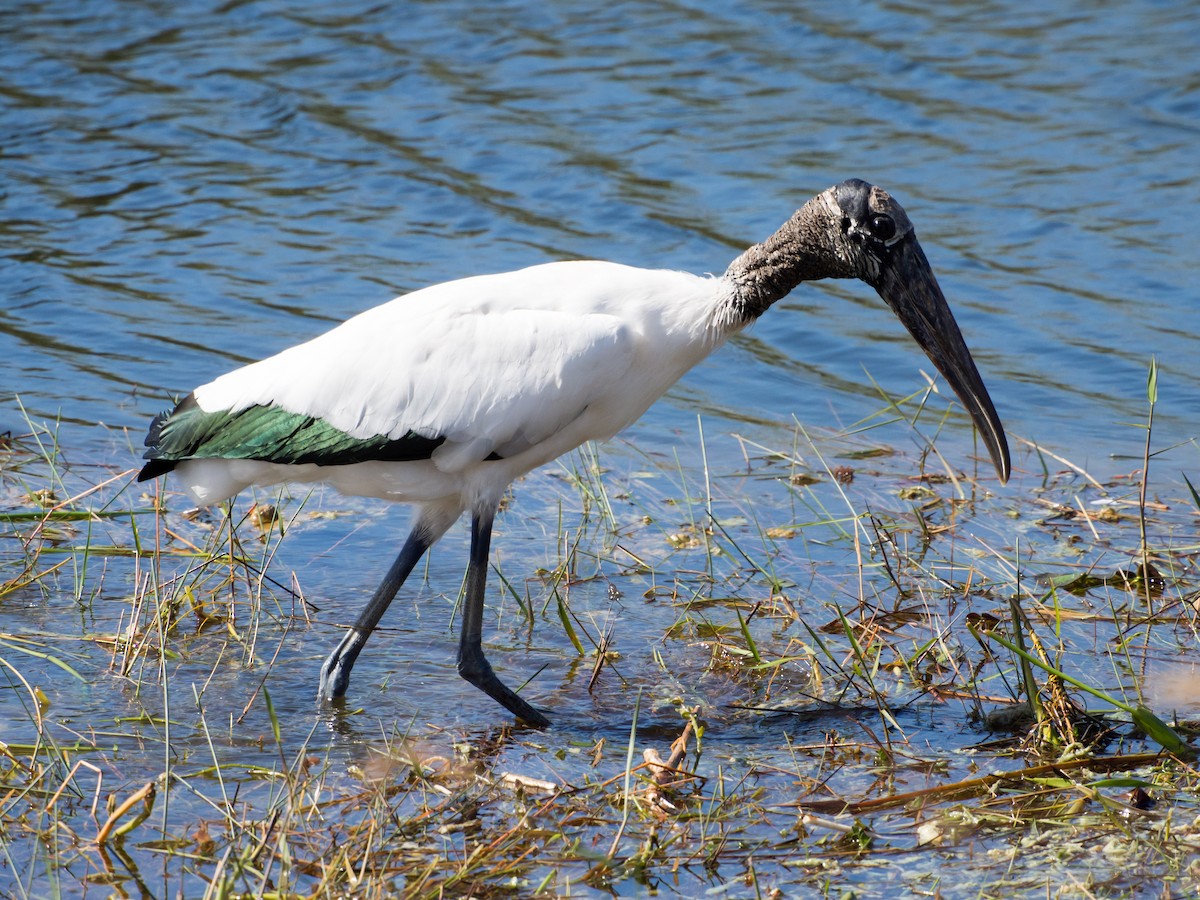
<box><xmin>872</xmin><ymin>236</ymin><xmax>1011</xmax><ymax>483</ymax></box>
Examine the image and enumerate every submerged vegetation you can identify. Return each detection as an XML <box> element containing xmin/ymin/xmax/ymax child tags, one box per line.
<box><xmin>2</xmin><ymin>376</ymin><xmax>1199</xmax><ymax>898</ymax></box>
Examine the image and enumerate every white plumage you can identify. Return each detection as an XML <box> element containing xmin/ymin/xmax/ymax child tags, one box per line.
<box><xmin>179</xmin><ymin>263</ymin><xmax>728</xmax><ymax>504</ymax></box>
<box><xmin>139</xmin><ymin>180</ymin><xmax>1010</xmax><ymax>726</ymax></box>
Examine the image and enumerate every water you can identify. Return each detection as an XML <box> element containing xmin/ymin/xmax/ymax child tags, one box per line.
<box><xmin>2</xmin><ymin>1</ymin><xmax>1198</xmax><ymax>895</ymax></box>
<box><xmin>5</xmin><ymin>1</ymin><xmax>1198</xmax><ymax>460</ymax></box>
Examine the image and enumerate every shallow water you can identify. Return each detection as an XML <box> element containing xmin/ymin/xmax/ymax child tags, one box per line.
<box><xmin>2</xmin><ymin>1</ymin><xmax>1199</xmax><ymax>895</ymax></box>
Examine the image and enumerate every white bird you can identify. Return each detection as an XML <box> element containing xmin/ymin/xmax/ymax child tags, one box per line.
<box><xmin>138</xmin><ymin>179</ymin><xmax>1010</xmax><ymax>727</ymax></box>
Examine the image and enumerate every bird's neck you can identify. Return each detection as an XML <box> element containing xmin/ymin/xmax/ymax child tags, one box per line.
<box><xmin>721</xmin><ymin>193</ymin><xmax>852</xmax><ymax>322</ymax></box>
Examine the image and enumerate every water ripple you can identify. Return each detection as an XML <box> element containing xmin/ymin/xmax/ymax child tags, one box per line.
<box><xmin>1</xmin><ymin>0</ymin><xmax>1196</xmax><ymax>461</ymax></box>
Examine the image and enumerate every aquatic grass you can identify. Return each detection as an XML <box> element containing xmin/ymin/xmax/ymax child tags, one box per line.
<box><xmin>861</xmin><ymin>370</ymin><xmax>973</xmax><ymax>497</ymax></box>
<box><xmin>557</xmin><ymin>440</ymin><xmax>619</xmax><ymax>537</ymax></box>
<box><xmin>2</xmin><ymin>386</ymin><xmax>1200</xmax><ymax>895</ymax></box>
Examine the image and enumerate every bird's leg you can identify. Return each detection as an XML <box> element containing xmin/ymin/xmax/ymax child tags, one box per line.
<box><xmin>457</xmin><ymin>510</ymin><xmax>551</xmax><ymax>727</ymax></box>
<box><xmin>318</xmin><ymin>528</ymin><xmax>430</xmax><ymax>702</ymax></box>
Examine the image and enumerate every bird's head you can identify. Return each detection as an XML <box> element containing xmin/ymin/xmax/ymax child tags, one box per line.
<box><xmin>815</xmin><ymin>178</ymin><xmax>1010</xmax><ymax>482</ymax></box>
<box><xmin>729</xmin><ymin>179</ymin><xmax>1010</xmax><ymax>482</ymax></box>
<box><xmin>825</xmin><ymin>178</ymin><xmax>916</xmax><ymax>280</ymax></box>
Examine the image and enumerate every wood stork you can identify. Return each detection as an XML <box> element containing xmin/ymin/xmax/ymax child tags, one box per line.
<box><xmin>138</xmin><ymin>179</ymin><xmax>1010</xmax><ymax>727</ymax></box>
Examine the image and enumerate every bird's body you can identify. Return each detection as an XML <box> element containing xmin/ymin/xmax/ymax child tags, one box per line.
<box><xmin>159</xmin><ymin>262</ymin><xmax>732</xmax><ymax>510</ymax></box>
<box><xmin>139</xmin><ymin>180</ymin><xmax>1010</xmax><ymax>727</ymax></box>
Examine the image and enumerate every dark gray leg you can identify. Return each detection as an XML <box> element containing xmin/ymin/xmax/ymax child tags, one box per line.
<box><xmin>457</xmin><ymin>510</ymin><xmax>550</xmax><ymax>727</ymax></box>
<box><xmin>318</xmin><ymin>528</ymin><xmax>430</xmax><ymax>701</ymax></box>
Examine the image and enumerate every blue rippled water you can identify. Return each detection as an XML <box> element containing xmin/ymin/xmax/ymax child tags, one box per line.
<box><xmin>3</xmin><ymin>0</ymin><xmax>1197</xmax><ymax>474</ymax></box>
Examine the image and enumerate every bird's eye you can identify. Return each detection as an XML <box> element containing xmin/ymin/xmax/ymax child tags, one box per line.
<box><xmin>868</xmin><ymin>214</ymin><xmax>896</xmax><ymax>241</ymax></box>
<box><xmin>840</xmin><ymin>216</ymin><xmax>851</xmax><ymax>234</ymax></box>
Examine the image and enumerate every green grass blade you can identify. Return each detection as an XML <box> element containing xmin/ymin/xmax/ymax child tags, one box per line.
<box><xmin>970</xmin><ymin>625</ymin><xmax>1192</xmax><ymax>757</ymax></box>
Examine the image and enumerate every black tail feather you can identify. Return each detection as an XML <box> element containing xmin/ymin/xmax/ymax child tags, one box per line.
<box><xmin>137</xmin><ymin>457</ymin><xmax>178</xmax><ymax>482</ymax></box>
<box><xmin>138</xmin><ymin>395</ymin><xmax>196</xmax><ymax>482</ymax></box>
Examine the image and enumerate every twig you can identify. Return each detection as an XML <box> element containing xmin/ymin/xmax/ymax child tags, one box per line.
<box><xmin>1013</xmin><ymin>436</ymin><xmax>1104</xmax><ymax>491</ymax></box>
<box><xmin>790</xmin><ymin>751</ymin><xmax>1166</xmax><ymax>815</ymax></box>
<box><xmin>96</xmin><ymin>780</ymin><xmax>157</xmax><ymax>844</ymax></box>
<box><xmin>644</xmin><ymin>714</ymin><xmax>698</xmax><ymax>811</ymax></box>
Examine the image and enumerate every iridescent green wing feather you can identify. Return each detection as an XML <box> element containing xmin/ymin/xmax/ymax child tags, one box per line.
<box><xmin>138</xmin><ymin>394</ymin><xmax>444</xmax><ymax>481</ymax></box>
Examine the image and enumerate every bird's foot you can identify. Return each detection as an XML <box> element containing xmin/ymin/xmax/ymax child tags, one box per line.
<box><xmin>458</xmin><ymin>653</ymin><xmax>550</xmax><ymax>728</ymax></box>
<box><xmin>318</xmin><ymin>629</ymin><xmax>364</xmax><ymax>702</ymax></box>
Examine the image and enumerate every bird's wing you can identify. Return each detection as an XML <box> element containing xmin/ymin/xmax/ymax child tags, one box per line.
<box><xmin>145</xmin><ymin>279</ymin><xmax>640</xmax><ymax>474</ymax></box>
